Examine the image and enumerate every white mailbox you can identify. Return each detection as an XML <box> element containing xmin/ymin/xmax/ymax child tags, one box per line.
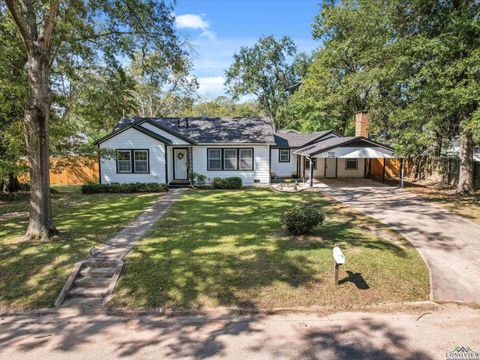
<box><xmin>333</xmin><ymin>246</ymin><xmax>345</xmax><ymax>265</ymax></box>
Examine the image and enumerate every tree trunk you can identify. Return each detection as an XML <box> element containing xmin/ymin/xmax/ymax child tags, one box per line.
<box><xmin>456</xmin><ymin>131</ymin><xmax>474</xmax><ymax>194</ymax></box>
<box><xmin>24</xmin><ymin>49</ymin><xmax>56</xmax><ymax>240</ymax></box>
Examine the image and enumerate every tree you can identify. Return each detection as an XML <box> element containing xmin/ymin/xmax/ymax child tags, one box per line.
<box><xmin>225</xmin><ymin>35</ymin><xmax>310</xmax><ymax>129</ymax></box>
<box><xmin>3</xmin><ymin>0</ymin><xmax>189</xmax><ymax>240</ymax></box>
<box><xmin>178</xmin><ymin>96</ymin><xmax>262</xmax><ymax>118</ymax></box>
<box><xmin>291</xmin><ymin>0</ymin><xmax>480</xmax><ymax>193</ymax></box>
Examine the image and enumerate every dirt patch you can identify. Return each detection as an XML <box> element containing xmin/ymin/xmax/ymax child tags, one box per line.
<box><xmin>0</xmin><ymin>212</ymin><xmax>29</xmax><ymax>222</ymax></box>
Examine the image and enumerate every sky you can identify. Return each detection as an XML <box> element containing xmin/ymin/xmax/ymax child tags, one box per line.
<box><xmin>173</xmin><ymin>0</ymin><xmax>322</xmax><ymax>99</ymax></box>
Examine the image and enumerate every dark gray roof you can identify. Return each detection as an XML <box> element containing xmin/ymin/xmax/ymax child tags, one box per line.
<box><xmin>295</xmin><ymin>136</ymin><xmax>393</xmax><ymax>156</ymax></box>
<box><xmin>273</xmin><ymin>130</ymin><xmax>334</xmax><ymax>148</ymax></box>
<box><xmin>94</xmin><ymin>124</ymin><xmax>173</xmax><ymax>145</ymax></box>
<box><xmin>115</xmin><ymin>117</ymin><xmax>275</xmax><ymax>144</ymax></box>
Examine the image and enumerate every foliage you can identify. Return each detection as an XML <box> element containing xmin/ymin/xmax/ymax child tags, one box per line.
<box><xmin>188</xmin><ymin>172</ymin><xmax>207</xmax><ymax>188</ymax></box>
<box><xmin>289</xmin><ymin>0</ymin><xmax>480</xmax><ymax>192</ymax></box>
<box><xmin>281</xmin><ymin>206</ymin><xmax>325</xmax><ymax>235</ymax></box>
<box><xmin>81</xmin><ymin>182</ymin><xmax>168</xmax><ymax>194</ymax></box>
<box><xmin>179</xmin><ymin>96</ymin><xmax>262</xmax><ymax>118</ymax></box>
<box><xmin>225</xmin><ymin>35</ymin><xmax>311</xmax><ymax>128</ymax></box>
<box><xmin>210</xmin><ymin>177</ymin><xmax>243</xmax><ymax>189</ymax></box>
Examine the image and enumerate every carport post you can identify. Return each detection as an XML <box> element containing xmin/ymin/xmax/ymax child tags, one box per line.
<box><xmin>309</xmin><ymin>156</ymin><xmax>314</xmax><ymax>188</ymax></box>
<box><xmin>400</xmin><ymin>158</ymin><xmax>405</xmax><ymax>188</ymax></box>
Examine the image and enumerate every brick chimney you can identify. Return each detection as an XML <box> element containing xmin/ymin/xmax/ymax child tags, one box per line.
<box><xmin>355</xmin><ymin>111</ymin><xmax>369</xmax><ymax>138</ymax></box>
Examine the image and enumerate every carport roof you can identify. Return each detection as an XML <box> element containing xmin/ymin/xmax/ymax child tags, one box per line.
<box><xmin>294</xmin><ymin>136</ymin><xmax>394</xmax><ymax>158</ymax></box>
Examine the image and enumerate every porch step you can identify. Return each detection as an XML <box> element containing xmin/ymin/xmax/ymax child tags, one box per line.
<box><xmin>169</xmin><ymin>181</ymin><xmax>191</xmax><ymax>189</ymax></box>
<box><xmin>68</xmin><ymin>287</ymin><xmax>109</xmax><ymax>298</ymax></box>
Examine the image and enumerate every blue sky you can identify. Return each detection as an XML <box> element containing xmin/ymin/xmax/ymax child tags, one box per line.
<box><xmin>173</xmin><ymin>0</ymin><xmax>322</xmax><ymax>98</ymax></box>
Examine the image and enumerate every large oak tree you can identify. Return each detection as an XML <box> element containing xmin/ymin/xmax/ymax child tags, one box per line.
<box><xmin>3</xmin><ymin>0</ymin><xmax>188</xmax><ymax>240</ymax></box>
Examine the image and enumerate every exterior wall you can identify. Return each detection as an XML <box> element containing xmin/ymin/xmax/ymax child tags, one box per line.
<box><xmin>192</xmin><ymin>145</ymin><xmax>270</xmax><ymax>186</ymax></box>
<box><xmin>271</xmin><ymin>148</ymin><xmax>298</xmax><ymax>178</ymax></box>
<box><xmin>140</xmin><ymin>122</ymin><xmax>190</xmax><ymax>145</ymax></box>
<box><xmin>300</xmin><ymin>156</ymin><xmax>325</xmax><ymax>179</ymax></box>
<box><xmin>299</xmin><ymin>156</ymin><xmax>365</xmax><ymax>179</ymax></box>
<box><xmin>337</xmin><ymin>158</ymin><xmax>365</xmax><ymax>177</ymax></box>
<box><xmin>99</xmin><ymin>128</ymin><xmax>167</xmax><ymax>184</ymax></box>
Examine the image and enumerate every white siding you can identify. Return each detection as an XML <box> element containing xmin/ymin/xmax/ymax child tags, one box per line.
<box><xmin>140</xmin><ymin>122</ymin><xmax>190</xmax><ymax>145</ymax></box>
<box><xmin>271</xmin><ymin>149</ymin><xmax>298</xmax><ymax>178</ymax></box>
<box><xmin>192</xmin><ymin>145</ymin><xmax>270</xmax><ymax>186</ymax></box>
<box><xmin>99</xmin><ymin>128</ymin><xmax>166</xmax><ymax>184</ymax></box>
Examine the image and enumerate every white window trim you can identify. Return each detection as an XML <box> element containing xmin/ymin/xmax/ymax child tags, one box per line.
<box><xmin>239</xmin><ymin>148</ymin><xmax>254</xmax><ymax>170</ymax></box>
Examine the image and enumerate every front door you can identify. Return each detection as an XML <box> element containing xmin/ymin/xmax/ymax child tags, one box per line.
<box><xmin>325</xmin><ymin>158</ymin><xmax>336</xmax><ymax>178</ymax></box>
<box><xmin>173</xmin><ymin>148</ymin><xmax>188</xmax><ymax>180</ymax></box>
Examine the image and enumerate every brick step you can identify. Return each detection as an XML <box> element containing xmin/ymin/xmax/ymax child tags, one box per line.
<box><xmin>79</xmin><ymin>267</ymin><xmax>116</xmax><ymax>277</ymax></box>
<box><xmin>68</xmin><ymin>287</ymin><xmax>108</xmax><ymax>298</ymax></box>
<box><xmin>74</xmin><ymin>277</ymin><xmax>111</xmax><ymax>288</ymax></box>
<box><xmin>61</xmin><ymin>297</ymin><xmax>104</xmax><ymax>307</ymax></box>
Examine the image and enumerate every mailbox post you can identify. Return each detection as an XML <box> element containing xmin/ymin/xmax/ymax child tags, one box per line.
<box><xmin>332</xmin><ymin>245</ymin><xmax>345</xmax><ymax>285</ymax></box>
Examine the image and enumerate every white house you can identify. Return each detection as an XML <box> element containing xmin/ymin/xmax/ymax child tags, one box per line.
<box><xmin>95</xmin><ymin>112</ymin><xmax>395</xmax><ymax>187</ymax></box>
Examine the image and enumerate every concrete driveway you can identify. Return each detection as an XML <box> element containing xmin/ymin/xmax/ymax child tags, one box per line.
<box><xmin>317</xmin><ymin>179</ymin><xmax>480</xmax><ymax>304</ymax></box>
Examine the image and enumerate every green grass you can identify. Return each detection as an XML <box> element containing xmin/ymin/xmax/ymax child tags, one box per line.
<box><xmin>0</xmin><ymin>186</ymin><xmax>160</xmax><ymax>308</ymax></box>
<box><xmin>112</xmin><ymin>189</ymin><xmax>429</xmax><ymax>310</ymax></box>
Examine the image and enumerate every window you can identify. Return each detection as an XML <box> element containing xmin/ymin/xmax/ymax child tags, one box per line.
<box><xmin>134</xmin><ymin>150</ymin><xmax>149</xmax><ymax>173</ymax></box>
<box><xmin>117</xmin><ymin>150</ymin><xmax>132</xmax><ymax>173</ymax></box>
<box><xmin>207</xmin><ymin>148</ymin><xmax>254</xmax><ymax>171</ymax></box>
<box><xmin>116</xmin><ymin>149</ymin><xmax>149</xmax><ymax>174</ymax></box>
<box><xmin>345</xmin><ymin>159</ymin><xmax>358</xmax><ymax>170</ymax></box>
<box><xmin>239</xmin><ymin>149</ymin><xmax>253</xmax><ymax>170</ymax></box>
<box><xmin>279</xmin><ymin>149</ymin><xmax>290</xmax><ymax>163</ymax></box>
<box><xmin>305</xmin><ymin>157</ymin><xmax>317</xmax><ymax>170</ymax></box>
<box><xmin>207</xmin><ymin>149</ymin><xmax>222</xmax><ymax>170</ymax></box>
<box><xmin>223</xmin><ymin>149</ymin><xmax>238</xmax><ymax>170</ymax></box>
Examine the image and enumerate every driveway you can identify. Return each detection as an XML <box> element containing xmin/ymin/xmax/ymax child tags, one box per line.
<box><xmin>317</xmin><ymin>179</ymin><xmax>480</xmax><ymax>304</ymax></box>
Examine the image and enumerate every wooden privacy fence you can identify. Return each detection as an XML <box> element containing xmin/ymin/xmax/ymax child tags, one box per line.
<box><xmin>369</xmin><ymin>157</ymin><xmax>480</xmax><ymax>190</ymax></box>
<box><xmin>20</xmin><ymin>156</ymin><xmax>99</xmax><ymax>185</ymax></box>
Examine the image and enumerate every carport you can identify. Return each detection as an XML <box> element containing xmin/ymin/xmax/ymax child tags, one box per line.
<box><xmin>293</xmin><ymin>136</ymin><xmax>400</xmax><ymax>188</ymax></box>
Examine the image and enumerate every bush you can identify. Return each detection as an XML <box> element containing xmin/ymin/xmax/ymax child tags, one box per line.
<box><xmin>189</xmin><ymin>172</ymin><xmax>207</xmax><ymax>188</ymax></box>
<box><xmin>210</xmin><ymin>177</ymin><xmax>243</xmax><ymax>189</ymax></box>
<box><xmin>281</xmin><ymin>206</ymin><xmax>325</xmax><ymax>235</ymax></box>
<box><xmin>81</xmin><ymin>182</ymin><xmax>169</xmax><ymax>194</ymax></box>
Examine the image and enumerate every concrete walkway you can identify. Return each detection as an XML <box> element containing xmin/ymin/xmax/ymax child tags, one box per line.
<box><xmin>97</xmin><ymin>188</ymin><xmax>185</xmax><ymax>260</ymax></box>
<box><xmin>317</xmin><ymin>179</ymin><xmax>480</xmax><ymax>304</ymax></box>
<box><xmin>0</xmin><ymin>304</ymin><xmax>478</xmax><ymax>359</ymax></box>
<box><xmin>56</xmin><ymin>189</ymin><xmax>185</xmax><ymax>307</ymax></box>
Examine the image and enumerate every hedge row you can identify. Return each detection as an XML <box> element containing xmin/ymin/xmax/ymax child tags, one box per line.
<box><xmin>211</xmin><ymin>177</ymin><xmax>243</xmax><ymax>189</ymax></box>
<box><xmin>81</xmin><ymin>182</ymin><xmax>169</xmax><ymax>194</ymax></box>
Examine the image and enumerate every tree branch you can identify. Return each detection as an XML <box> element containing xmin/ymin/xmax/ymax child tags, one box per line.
<box><xmin>4</xmin><ymin>0</ymin><xmax>33</xmax><ymax>50</ymax></box>
<box><xmin>41</xmin><ymin>0</ymin><xmax>59</xmax><ymax>52</ymax></box>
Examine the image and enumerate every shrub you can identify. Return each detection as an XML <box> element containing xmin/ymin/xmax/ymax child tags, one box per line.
<box><xmin>210</xmin><ymin>177</ymin><xmax>243</xmax><ymax>189</ymax></box>
<box><xmin>81</xmin><ymin>182</ymin><xmax>168</xmax><ymax>194</ymax></box>
<box><xmin>281</xmin><ymin>206</ymin><xmax>325</xmax><ymax>235</ymax></box>
<box><xmin>189</xmin><ymin>172</ymin><xmax>207</xmax><ymax>188</ymax></box>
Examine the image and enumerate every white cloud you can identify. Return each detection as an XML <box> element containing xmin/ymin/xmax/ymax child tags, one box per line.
<box><xmin>197</xmin><ymin>76</ymin><xmax>225</xmax><ymax>98</ymax></box>
<box><xmin>175</xmin><ymin>14</ymin><xmax>216</xmax><ymax>40</ymax></box>
<box><xmin>175</xmin><ymin>14</ymin><xmax>209</xmax><ymax>30</ymax></box>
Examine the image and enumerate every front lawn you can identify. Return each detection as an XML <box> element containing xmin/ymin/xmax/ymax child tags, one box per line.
<box><xmin>0</xmin><ymin>186</ymin><xmax>160</xmax><ymax>308</ymax></box>
<box><xmin>112</xmin><ymin>189</ymin><xmax>429</xmax><ymax>310</ymax></box>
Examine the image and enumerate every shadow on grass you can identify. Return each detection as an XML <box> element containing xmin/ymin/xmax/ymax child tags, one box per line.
<box><xmin>0</xmin><ymin>188</ymin><xmax>159</xmax><ymax>308</ymax></box>
<box><xmin>114</xmin><ymin>189</ymin><xmax>425</xmax><ymax>310</ymax></box>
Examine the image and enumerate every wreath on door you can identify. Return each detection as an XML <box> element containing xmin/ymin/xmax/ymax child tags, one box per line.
<box><xmin>177</xmin><ymin>152</ymin><xmax>184</xmax><ymax>160</ymax></box>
